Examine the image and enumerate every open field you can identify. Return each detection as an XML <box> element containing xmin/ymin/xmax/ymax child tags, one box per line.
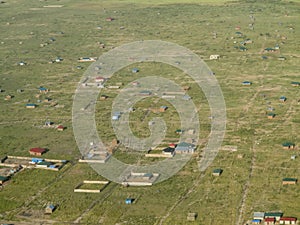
<box><xmin>0</xmin><ymin>0</ymin><xmax>300</xmax><ymax>224</ymax></box>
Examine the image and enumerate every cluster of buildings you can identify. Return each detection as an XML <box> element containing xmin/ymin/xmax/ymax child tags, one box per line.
<box><xmin>252</xmin><ymin>212</ymin><xmax>297</xmax><ymax>224</ymax></box>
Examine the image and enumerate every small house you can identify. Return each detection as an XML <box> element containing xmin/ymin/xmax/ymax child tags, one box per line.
<box><xmin>112</xmin><ymin>112</ymin><xmax>121</xmax><ymax>121</ymax></box>
<box><xmin>267</xmin><ymin>113</ymin><xmax>276</xmax><ymax>119</ymax></box>
<box><xmin>291</xmin><ymin>82</ymin><xmax>300</xmax><ymax>87</ymax></box>
<box><xmin>265</xmin><ymin>212</ymin><xmax>283</xmax><ymax>221</ymax></box>
<box><xmin>44</xmin><ymin>97</ymin><xmax>52</xmax><ymax>103</ymax></box>
<box><xmin>209</xmin><ymin>55</ymin><xmax>220</xmax><ymax>60</ymax></box>
<box><xmin>159</xmin><ymin>106</ymin><xmax>168</xmax><ymax>112</ymax></box>
<box><xmin>175</xmin><ymin>129</ymin><xmax>183</xmax><ymax>134</ymax></box>
<box><xmin>162</xmin><ymin>147</ymin><xmax>175</xmax><ymax>156</ymax></box>
<box><xmin>183</xmin><ymin>86</ymin><xmax>190</xmax><ymax>91</ymax></box>
<box><xmin>282</xmin><ymin>142</ymin><xmax>295</xmax><ymax>150</ymax></box>
<box><xmin>55</xmin><ymin>57</ymin><xmax>63</xmax><ymax>62</ymax></box>
<box><xmin>125</xmin><ymin>198</ymin><xmax>134</xmax><ymax>204</ymax></box>
<box><xmin>242</xmin><ymin>81</ymin><xmax>252</xmax><ymax>86</ymax></box>
<box><xmin>100</xmin><ymin>95</ymin><xmax>108</xmax><ymax>100</ymax></box>
<box><xmin>264</xmin><ymin>217</ymin><xmax>275</xmax><ymax>225</ymax></box>
<box><xmin>169</xmin><ymin>143</ymin><xmax>176</xmax><ymax>148</ymax></box>
<box><xmin>282</xmin><ymin>178</ymin><xmax>297</xmax><ymax>185</ymax></box>
<box><xmin>279</xmin><ymin>217</ymin><xmax>297</xmax><ymax>224</ymax></box>
<box><xmin>5</xmin><ymin>95</ymin><xmax>12</xmax><ymax>100</ymax></box>
<box><xmin>18</xmin><ymin>61</ymin><xmax>26</xmax><ymax>66</ymax></box>
<box><xmin>106</xmin><ymin>17</ymin><xmax>114</xmax><ymax>22</ymax></box>
<box><xmin>264</xmin><ymin>48</ymin><xmax>276</xmax><ymax>53</ymax></box>
<box><xmin>239</xmin><ymin>46</ymin><xmax>247</xmax><ymax>51</ymax></box>
<box><xmin>235</xmin><ymin>31</ymin><xmax>243</xmax><ymax>37</ymax></box>
<box><xmin>278</xmin><ymin>56</ymin><xmax>286</xmax><ymax>61</ymax></box>
<box><xmin>39</xmin><ymin>87</ymin><xmax>49</xmax><ymax>93</ymax></box>
<box><xmin>252</xmin><ymin>219</ymin><xmax>261</xmax><ymax>224</ymax></box>
<box><xmin>175</xmin><ymin>142</ymin><xmax>196</xmax><ymax>154</ymax></box>
<box><xmin>244</xmin><ymin>39</ymin><xmax>253</xmax><ymax>44</ymax></box>
<box><xmin>95</xmin><ymin>76</ymin><xmax>105</xmax><ymax>83</ymax></box>
<box><xmin>212</xmin><ymin>168</ymin><xmax>223</xmax><ymax>176</ymax></box>
<box><xmin>253</xmin><ymin>212</ymin><xmax>265</xmax><ymax>220</ymax></box>
<box><xmin>26</xmin><ymin>103</ymin><xmax>36</xmax><ymax>109</ymax></box>
<box><xmin>279</xmin><ymin>96</ymin><xmax>287</xmax><ymax>102</ymax></box>
<box><xmin>187</xmin><ymin>212</ymin><xmax>197</xmax><ymax>221</ymax></box>
<box><xmin>57</xmin><ymin>125</ymin><xmax>65</xmax><ymax>131</ymax></box>
<box><xmin>132</xmin><ymin>68</ymin><xmax>139</xmax><ymax>73</ymax></box>
<box><xmin>29</xmin><ymin>147</ymin><xmax>47</xmax><ymax>156</ymax></box>
<box><xmin>45</xmin><ymin>121</ymin><xmax>53</xmax><ymax>126</ymax></box>
<box><xmin>78</xmin><ymin>57</ymin><xmax>97</xmax><ymax>62</ymax></box>
<box><xmin>0</xmin><ymin>175</ymin><xmax>9</xmax><ymax>185</ymax></box>
<box><xmin>45</xmin><ymin>204</ymin><xmax>56</xmax><ymax>214</ymax></box>
<box><xmin>139</xmin><ymin>90</ymin><xmax>152</xmax><ymax>96</ymax></box>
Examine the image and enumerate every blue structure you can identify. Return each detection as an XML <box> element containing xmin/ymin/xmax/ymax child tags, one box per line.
<box><xmin>125</xmin><ymin>198</ymin><xmax>134</xmax><ymax>204</ymax></box>
<box><xmin>251</xmin><ymin>219</ymin><xmax>261</xmax><ymax>224</ymax></box>
<box><xmin>132</xmin><ymin>68</ymin><xmax>139</xmax><ymax>73</ymax></box>
<box><xmin>39</xmin><ymin>87</ymin><xmax>48</xmax><ymax>92</ymax></box>
<box><xmin>32</xmin><ymin>158</ymin><xmax>44</xmax><ymax>164</ymax></box>
<box><xmin>112</xmin><ymin>111</ymin><xmax>121</xmax><ymax>121</ymax></box>
<box><xmin>242</xmin><ymin>81</ymin><xmax>252</xmax><ymax>85</ymax></box>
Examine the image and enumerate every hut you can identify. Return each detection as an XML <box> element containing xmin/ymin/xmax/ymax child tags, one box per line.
<box><xmin>252</xmin><ymin>219</ymin><xmax>261</xmax><ymax>224</ymax></box>
<box><xmin>291</xmin><ymin>82</ymin><xmax>300</xmax><ymax>87</ymax></box>
<box><xmin>5</xmin><ymin>95</ymin><xmax>13</xmax><ymax>100</ymax></box>
<box><xmin>282</xmin><ymin>142</ymin><xmax>295</xmax><ymax>150</ymax></box>
<box><xmin>45</xmin><ymin>204</ymin><xmax>56</xmax><ymax>214</ymax></box>
<box><xmin>39</xmin><ymin>87</ymin><xmax>49</xmax><ymax>93</ymax></box>
<box><xmin>132</xmin><ymin>68</ymin><xmax>139</xmax><ymax>73</ymax></box>
<box><xmin>57</xmin><ymin>125</ymin><xmax>65</xmax><ymax>131</ymax></box>
<box><xmin>279</xmin><ymin>217</ymin><xmax>297</xmax><ymax>224</ymax></box>
<box><xmin>29</xmin><ymin>147</ymin><xmax>47</xmax><ymax>156</ymax></box>
<box><xmin>267</xmin><ymin>113</ymin><xmax>275</xmax><ymax>119</ymax></box>
<box><xmin>279</xmin><ymin>96</ymin><xmax>287</xmax><ymax>102</ymax></box>
<box><xmin>212</xmin><ymin>168</ymin><xmax>223</xmax><ymax>176</ymax></box>
<box><xmin>242</xmin><ymin>81</ymin><xmax>252</xmax><ymax>86</ymax></box>
<box><xmin>26</xmin><ymin>103</ymin><xmax>36</xmax><ymax>109</ymax></box>
<box><xmin>264</xmin><ymin>217</ymin><xmax>275</xmax><ymax>225</ymax></box>
<box><xmin>106</xmin><ymin>17</ymin><xmax>114</xmax><ymax>22</ymax></box>
<box><xmin>0</xmin><ymin>176</ymin><xmax>9</xmax><ymax>185</ymax></box>
<box><xmin>282</xmin><ymin>178</ymin><xmax>297</xmax><ymax>185</ymax></box>
<box><xmin>159</xmin><ymin>106</ymin><xmax>168</xmax><ymax>112</ymax></box>
<box><xmin>125</xmin><ymin>198</ymin><xmax>134</xmax><ymax>204</ymax></box>
<box><xmin>265</xmin><ymin>212</ymin><xmax>283</xmax><ymax>221</ymax></box>
<box><xmin>187</xmin><ymin>212</ymin><xmax>197</xmax><ymax>221</ymax></box>
<box><xmin>100</xmin><ymin>95</ymin><xmax>108</xmax><ymax>100</ymax></box>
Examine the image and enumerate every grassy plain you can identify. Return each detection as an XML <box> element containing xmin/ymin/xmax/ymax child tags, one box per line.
<box><xmin>0</xmin><ymin>0</ymin><xmax>299</xmax><ymax>224</ymax></box>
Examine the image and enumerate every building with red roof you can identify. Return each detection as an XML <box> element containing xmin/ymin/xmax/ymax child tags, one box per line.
<box><xmin>29</xmin><ymin>148</ymin><xmax>47</xmax><ymax>156</ymax></box>
<box><xmin>57</xmin><ymin>125</ymin><xmax>65</xmax><ymax>131</ymax></box>
<box><xmin>279</xmin><ymin>217</ymin><xmax>297</xmax><ymax>224</ymax></box>
<box><xmin>264</xmin><ymin>217</ymin><xmax>275</xmax><ymax>224</ymax></box>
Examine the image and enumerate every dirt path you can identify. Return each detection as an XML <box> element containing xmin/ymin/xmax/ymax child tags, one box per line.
<box><xmin>236</xmin><ymin>87</ymin><xmax>299</xmax><ymax>225</ymax></box>
<box><xmin>158</xmin><ymin>173</ymin><xmax>205</xmax><ymax>225</ymax></box>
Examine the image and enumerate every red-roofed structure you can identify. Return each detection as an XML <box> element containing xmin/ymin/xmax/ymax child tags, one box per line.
<box><xmin>279</xmin><ymin>217</ymin><xmax>297</xmax><ymax>224</ymax></box>
<box><xmin>29</xmin><ymin>148</ymin><xmax>47</xmax><ymax>156</ymax></box>
<box><xmin>264</xmin><ymin>217</ymin><xmax>275</xmax><ymax>224</ymax></box>
<box><xmin>57</xmin><ymin>125</ymin><xmax>65</xmax><ymax>131</ymax></box>
<box><xmin>169</xmin><ymin>143</ymin><xmax>176</xmax><ymax>148</ymax></box>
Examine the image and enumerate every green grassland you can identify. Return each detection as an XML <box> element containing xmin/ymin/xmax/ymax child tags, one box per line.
<box><xmin>0</xmin><ymin>0</ymin><xmax>300</xmax><ymax>224</ymax></box>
